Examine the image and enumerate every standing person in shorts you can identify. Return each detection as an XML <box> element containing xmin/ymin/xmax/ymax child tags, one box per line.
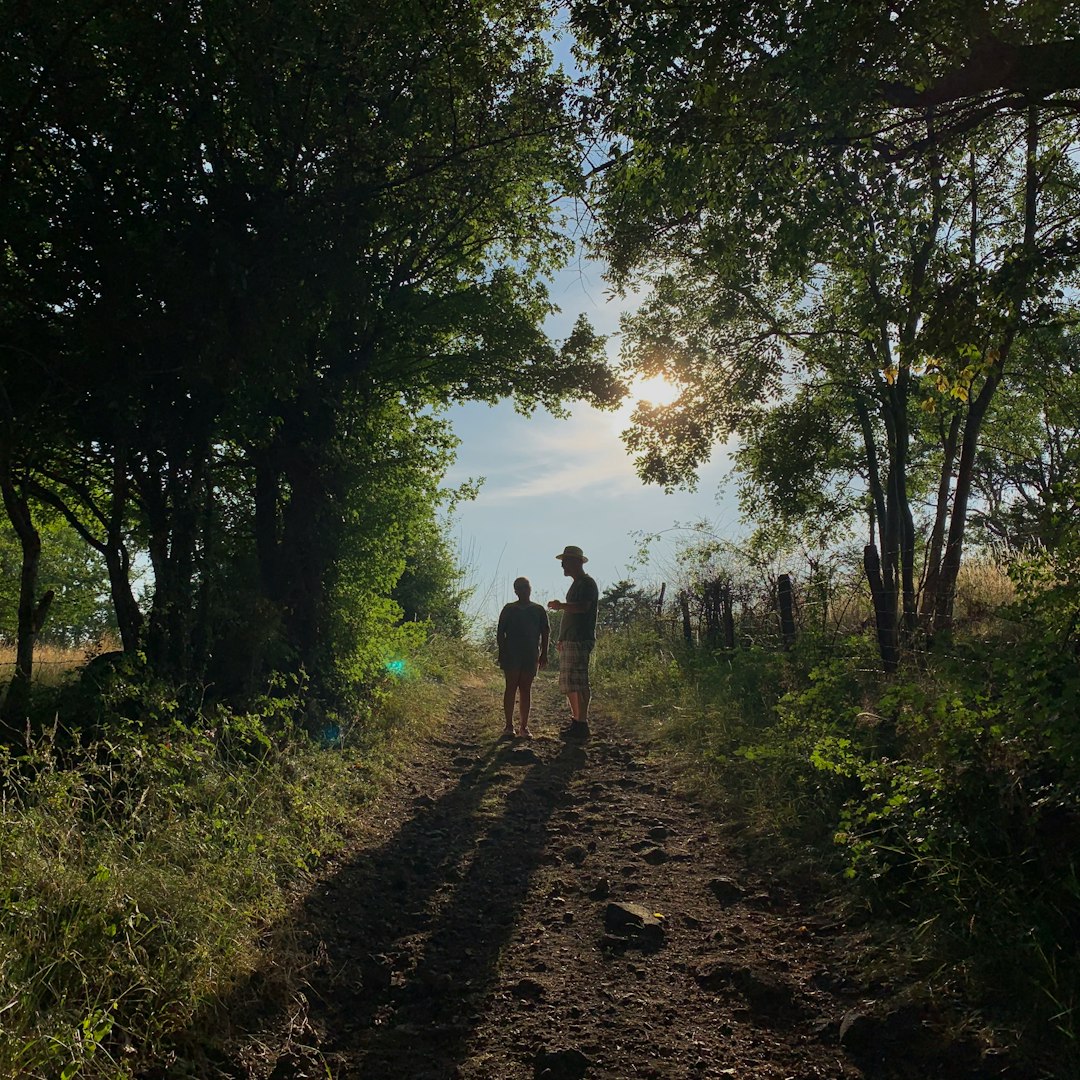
<box><xmin>547</xmin><ymin>545</ymin><xmax>598</xmax><ymax>738</ymax></box>
<box><xmin>496</xmin><ymin>577</ymin><xmax>549</xmax><ymax>738</ymax></box>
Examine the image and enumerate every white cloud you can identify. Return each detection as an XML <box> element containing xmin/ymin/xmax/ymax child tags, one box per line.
<box><xmin>470</xmin><ymin>404</ymin><xmax>643</xmax><ymax>504</ymax></box>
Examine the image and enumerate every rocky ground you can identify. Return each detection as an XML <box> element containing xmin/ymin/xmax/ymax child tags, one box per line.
<box><xmin>221</xmin><ymin>676</ymin><xmax>1023</xmax><ymax>1080</ymax></box>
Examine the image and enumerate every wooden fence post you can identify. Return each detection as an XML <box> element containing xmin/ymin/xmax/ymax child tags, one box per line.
<box><xmin>678</xmin><ymin>590</ymin><xmax>693</xmax><ymax>644</ymax></box>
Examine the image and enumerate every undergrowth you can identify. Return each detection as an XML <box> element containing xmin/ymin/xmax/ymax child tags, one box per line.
<box><xmin>0</xmin><ymin>633</ymin><xmax>478</xmax><ymax>1079</ymax></box>
<box><xmin>594</xmin><ymin>568</ymin><xmax>1080</xmax><ymax>1076</ymax></box>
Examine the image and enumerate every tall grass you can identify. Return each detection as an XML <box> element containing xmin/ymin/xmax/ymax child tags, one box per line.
<box><xmin>594</xmin><ymin>621</ymin><xmax>877</xmax><ymax>839</ymax></box>
<box><xmin>0</xmin><ymin>633</ymin><xmax>481</xmax><ymax>1079</ymax></box>
<box><xmin>0</xmin><ymin>639</ymin><xmax>117</xmax><ymax>691</ymax></box>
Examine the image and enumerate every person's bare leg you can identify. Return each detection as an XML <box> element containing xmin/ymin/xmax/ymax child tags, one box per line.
<box><xmin>564</xmin><ymin>689</ymin><xmax>590</xmax><ymax>730</ymax></box>
<box><xmin>502</xmin><ymin>673</ymin><xmax>519</xmax><ymax>734</ymax></box>
<box><xmin>517</xmin><ymin>674</ymin><xmax>535</xmax><ymax>736</ymax></box>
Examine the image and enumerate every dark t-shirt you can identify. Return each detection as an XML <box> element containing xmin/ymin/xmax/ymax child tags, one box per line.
<box><xmin>558</xmin><ymin>573</ymin><xmax>598</xmax><ymax>643</ymax></box>
<box><xmin>497</xmin><ymin>601</ymin><xmax>549</xmax><ymax>670</ymax></box>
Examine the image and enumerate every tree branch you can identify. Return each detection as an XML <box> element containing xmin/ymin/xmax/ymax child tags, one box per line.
<box><xmin>881</xmin><ymin>36</ymin><xmax>1080</xmax><ymax>109</ymax></box>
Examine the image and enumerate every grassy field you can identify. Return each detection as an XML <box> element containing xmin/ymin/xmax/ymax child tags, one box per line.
<box><xmin>0</xmin><ymin>640</ymin><xmax>112</xmax><ymax>686</ymax></box>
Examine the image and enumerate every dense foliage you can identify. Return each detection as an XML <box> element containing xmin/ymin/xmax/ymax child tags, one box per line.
<box><xmin>0</xmin><ymin>0</ymin><xmax>620</xmax><ymax>723</ymax></box>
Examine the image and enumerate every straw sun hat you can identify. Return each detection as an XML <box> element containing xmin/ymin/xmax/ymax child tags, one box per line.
<box><xmin>555</xmin><ymin>545</ymin><xmax>588</xmax><ymax>563</ymax></box>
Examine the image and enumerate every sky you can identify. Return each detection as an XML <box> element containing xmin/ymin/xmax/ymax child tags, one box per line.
<box><xmin>442</xmin><ymin>255</ymin><xmax>744</xmax><ymax>630</ymax></box>
<box><xmin>439</xmin><ymin>27</ymin><xmax>744</xmax><ymax>629</ymax></box>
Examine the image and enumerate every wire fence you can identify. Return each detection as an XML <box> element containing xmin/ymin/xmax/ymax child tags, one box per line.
<box><xmin>622</xmin><ymin>571</ymin><xmax>1020</xmax><ymax>675</ymax></box>
<box><xmin>0</xmin><ymin>659</ymin><xmax>89</xmax><ymax>667</ymax></box>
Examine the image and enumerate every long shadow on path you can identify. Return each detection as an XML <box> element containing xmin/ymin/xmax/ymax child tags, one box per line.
<box><xmin>297</xmin><ymin>724</ymin><xmax>587</xmax><ymax>1078</ymax></box>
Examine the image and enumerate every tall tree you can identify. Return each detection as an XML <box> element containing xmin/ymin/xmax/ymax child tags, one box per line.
<box><xmin>573</xmin><ymin>0</ymin><xmax>1080</xmax><ymax>667</ymax></box>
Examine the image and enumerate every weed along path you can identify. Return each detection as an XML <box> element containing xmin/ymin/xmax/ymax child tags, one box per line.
<box><xmin>229</xmin><ymin>676</ymin><xmax>999</xmax><ymax>1080</ymax></box>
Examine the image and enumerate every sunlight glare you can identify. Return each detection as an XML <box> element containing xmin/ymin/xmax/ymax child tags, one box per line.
<box><xmin>609</xmin><ymin>373</ymin><xmax>683</xmax><ymax>433</ymax></box>
<box><xmin>631</xmin><ymin>374</ymin><xmax>681</xmax><ymax>407</ymax></box>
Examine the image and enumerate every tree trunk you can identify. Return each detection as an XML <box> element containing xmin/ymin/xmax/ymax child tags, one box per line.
<box><xmin>139</xmin><ymin>448</ymin><xmax>173</xmax><ymax>674</ymax></box>
<box><xmin>274</xmin><ymin>383</ymin><xmax>349</xmax><ymax>685</ymax></box>
<box><xmin>280</xmin><ymin>443</ymin><xmax>327</xmax><ymax>673</ymax></box>
<box><xmin>138</xmin><ymin>443</ymin><xmax>206</xmax><ymax>681</ymax></box>
<box><xmin>864</xmin><ymin>544</ymin><xmax>899</xmax><ymax>674</ymax></box>
<box><xmin>882</xmin><ymin>400</ymin><xmax>916</xmax><ymax>642</ymax></box>
<box><xmin>0</xmin><ymin>472</ymin><xmax>52</xmax><ymax>722</ymax></box>
<box><xmin>777</xmin><ymin>574</ymin><xmax>796</xmax><ymax>649</ymax></box>
<box><xmin>855</xmin><ymin>397</ymin><xmax>887</xmax><ymax>550</ymax></box>
<box><xmin>920</xmin><ymin>412</ymin><xmax>961</xmax><ymax>628</ymax></box>
<box><xmin>932</xmin><ymin>377</ymin><xmax>999</xmax><ymax>631</ymax></box>
<box><xmin>191</xmin><ymin>459</ymin><xmax>215</xmax><ymax>679</ymax></box>
<box><xmin>857</xmin><ymin>393</ymin><xmax>903</xmax><ymax>672</ymax></box>
<box><xmin>254</xmin><ymin>446</ymin><xmax>285</xmax><ymax>604</ymax></box>
<box><xmin>107</xmin><ymin>445</ymin><xmax>143</xmax><ymax>652</ymax></box>
<box><xmin>899</xmin><ymin>489</ymin><xmax>918</xmax><ymax>639</ymax></box>
<box><xmin>703</xmin><ymin>579</ymin><xmax>721</xmax><ymax>644</ymax></box>
<box><xmin>720</xmin><ymin>581</ymin><xmax>735</xmax><ymax>650</ymax></box>
<box><xmin>168</xmin><ymin>446</ymin><xmax>205</xmax><ymax>678</ymax></box>
<box><xmin>106</xmin><ymin>543</ymin><xmax>143</xmax><ymax>652</ymax></box>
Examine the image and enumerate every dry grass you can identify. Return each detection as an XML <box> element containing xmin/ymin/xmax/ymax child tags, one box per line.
<box><xmin>801</xmin><ymin>559</ymin><xmax>1016</xmax><ymax>640</ymax></box>
<box><xmin>0</xmin><ymin>638</ymin><xmax>118</xmax><ymax>687</ymax></box>
<box><xmin>954</xmin><ymin>557</ymin><xmax>1016</xmax><ymax>623</ymax></box>
<box><xmin>0</xmin><ymin>642</ymin><xmax>83</xmax><ymax>687</ymax></box>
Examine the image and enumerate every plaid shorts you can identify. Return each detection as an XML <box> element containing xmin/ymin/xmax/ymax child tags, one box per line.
<box><xmin>558</xmin><ymin>640</ymin><xmax>593</xmax><ymax>694</ymax></box>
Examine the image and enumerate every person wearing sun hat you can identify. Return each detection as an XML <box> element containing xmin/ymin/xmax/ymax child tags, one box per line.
<box><xmin>547</xmin><ymin>545</ymin><xmax>599</xmax><ymax>738</ymax></box>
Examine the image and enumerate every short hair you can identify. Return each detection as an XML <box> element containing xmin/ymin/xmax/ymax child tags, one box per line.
<box><xmin>513</xmin><ymin>576</ymin><xmax>530</xmax><ymax>594</ymax></box>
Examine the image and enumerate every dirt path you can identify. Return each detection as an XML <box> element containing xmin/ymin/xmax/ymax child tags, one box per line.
<box><xmin>245</xmin><ymin>675</ymin><xmax>999</xmax><ymax>1080</ymax></box>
